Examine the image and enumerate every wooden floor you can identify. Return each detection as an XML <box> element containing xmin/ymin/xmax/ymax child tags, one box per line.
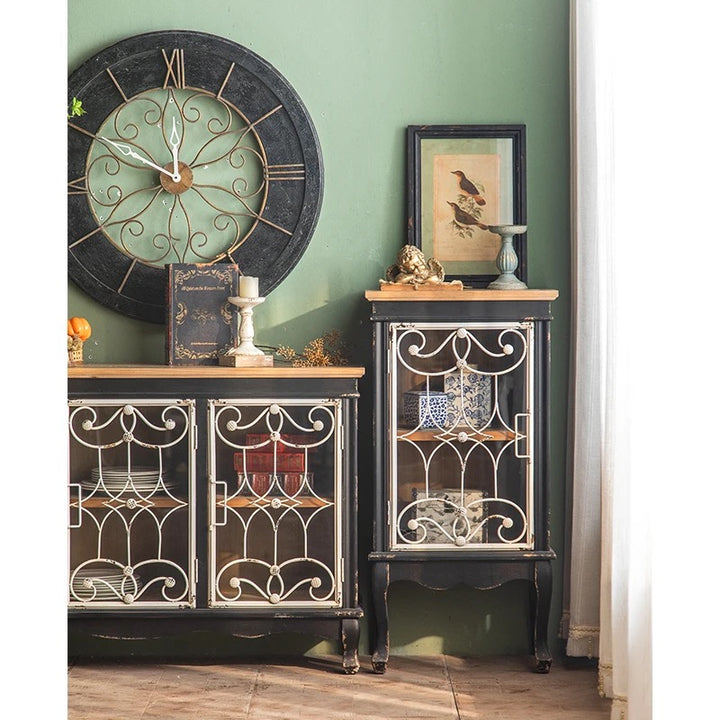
<box><xmin>68</xmin><ymin>654</ymin><xmax>612</xmax><ymax>719</ymax></box>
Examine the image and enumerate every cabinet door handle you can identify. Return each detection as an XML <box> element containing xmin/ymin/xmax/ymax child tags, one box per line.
<box><xmin>69</xmin><ymin>483</ymin><xmax>82</xmax><ymax>528</ymax></box>
<box><xmin>514</xmin><ymin>413</ymin><xmax>531</xmax><ymax>459</ymax></box>
<box><xmin>213</xmin><ymin>480</ymin><xmax>228</xmax><ymax>527</ymax></box>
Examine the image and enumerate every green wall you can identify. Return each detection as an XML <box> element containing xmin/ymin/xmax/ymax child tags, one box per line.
<box><xmin>68</xmin><ymin>0</ymin><xmax>570</xmax><ymax>660</ymax></box>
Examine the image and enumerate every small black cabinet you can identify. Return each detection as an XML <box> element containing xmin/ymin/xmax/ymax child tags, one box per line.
<box><xmin>366</xmin><ymin>289</ymin><xmax>558</xmax><ymax>673</ymax></box>
<box><xmin>68</xmin><ymin>365</ymin><xmax>364</xmax><ymax>673</ymax></box>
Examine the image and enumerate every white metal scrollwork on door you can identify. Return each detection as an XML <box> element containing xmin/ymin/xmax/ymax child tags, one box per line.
<box><xmin>390</xmin><ymin>322</ymin><xmax>534</xmax><ymax>550</ymax></box>
<box><xmin>209</xmin><ymin>399</ymin><xmax>342</xmax><ymax>608</ymax></box>
<box><xmin>67</xmin><ymin>400</ymin><xmax>195</xmax><ymax>608</ymax></box>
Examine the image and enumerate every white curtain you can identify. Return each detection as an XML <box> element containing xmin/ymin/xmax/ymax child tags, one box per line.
<box><xmin>567</xmin><ymin>1</ymin><xmax>720</xmax><ymax>715</ymax></box>
<box><xmin>565</xmin><ymin>2</ymin><xmax>651</xmax><ymax>718</ymax></box>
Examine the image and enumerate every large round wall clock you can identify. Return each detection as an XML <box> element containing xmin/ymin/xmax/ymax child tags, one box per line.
<box><xmin>68</xmin><ymin>30</ymin><xmax>323</xmax><ymax>323</ymax></box>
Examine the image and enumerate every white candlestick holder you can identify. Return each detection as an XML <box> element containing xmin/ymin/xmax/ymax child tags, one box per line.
<box><xmin>220</xmin><ymin>296</ymin><xmax>273</xmax><ymax>367</ymax></box>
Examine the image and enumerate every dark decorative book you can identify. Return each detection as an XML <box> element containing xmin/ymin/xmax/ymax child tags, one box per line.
<box><xmin>245</xmin><ymin>433</ymin><xmax>317</xmax><ymax>452</ymax></box>
<box><xmin>166</xmin><ymin>263</ymin><xmax>239</xmax><ymax>365</ymax></box>
<box><xmin>234</xmin><ymin>452</ymin><xmax>306</xmax><ymax>473</ymax></box>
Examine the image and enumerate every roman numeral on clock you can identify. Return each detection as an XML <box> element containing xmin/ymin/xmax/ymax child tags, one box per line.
<box><xmin>118</xmin><ymin>258</ymin><xmax>138</xmax><ymax>294</ymax></box>
<box><xmin>266</xmin><ymin>164</ymin><xmax>306</xmax><ymax>181</ymax></box>
<box><xmin>217</xmin><ymin>62</ymin><xmax>235</xmax><ymax>99</ymax></box>
<box><xmin>105</xmin><ymin>68</ymin><xmax>129</xmax><ymax>102</ymax></box>
<box><xmin>162</xmin><ymin>48</ymin><xmax>186</xmax><ymax>89</ymax></box>
<box><xmin>68</xmin><ymin>177</ymin><xmax>88</xmax><ymax>195</ymax></box>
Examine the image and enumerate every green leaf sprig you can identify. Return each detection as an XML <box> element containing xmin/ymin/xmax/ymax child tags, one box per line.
<box><xmin>68</xmin><ymin>97</ymin><xmax>86</xmax><ymax>119</ymax></box>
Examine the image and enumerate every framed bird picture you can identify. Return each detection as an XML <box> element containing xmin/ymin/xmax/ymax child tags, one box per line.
<box><xmin>407</xmin><ymin>125</ymin><xmax>526</xmax><ymax>287</ymax></box>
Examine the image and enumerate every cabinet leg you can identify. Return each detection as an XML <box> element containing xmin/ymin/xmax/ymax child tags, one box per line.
<box><xmin>341</xmin><ymin>618</ymin><xmax>360</xmax><ymax>675</ymax></box>
<box><xmin>370</xmin><ymin>561</ymin><xmax>390</xmax><ymax>673</ymax></box>
<box><xmin>532</xmin><ymin>560</ymin><xmax>553</xmax><ymax>673</ymax></box>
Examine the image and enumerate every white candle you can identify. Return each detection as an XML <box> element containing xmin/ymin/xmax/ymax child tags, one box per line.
<box><xmin>239</xmin><ymin>276</ymin><xmax>259</xmax><ymax>298</ymax></box>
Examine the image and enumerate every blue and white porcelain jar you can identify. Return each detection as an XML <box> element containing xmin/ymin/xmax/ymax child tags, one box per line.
<box><xmin>403</xmin><ymin>390</ymin><xmax>448</xmax><ymax>429</ymax></box>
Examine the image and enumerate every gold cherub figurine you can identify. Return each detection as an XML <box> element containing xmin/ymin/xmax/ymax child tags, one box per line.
<box><xmin>381</xmin><ymin>245</ymin><xmax>461</xmax><ymax>287</ymax></box>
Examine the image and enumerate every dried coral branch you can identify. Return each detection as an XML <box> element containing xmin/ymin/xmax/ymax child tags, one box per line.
<box><xmin>260</xmin><ymin>330</ymin><xmax>349</xmax><ymax>367</ymax></box>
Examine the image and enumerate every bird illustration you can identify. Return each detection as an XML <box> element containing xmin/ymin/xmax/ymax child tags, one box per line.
<box><xmin>447</xmin><ymin>201</ymin><xmax>488</xmax><ymax>231</ymax></box>
<box><xmin>451</xmin><ymin>170</ymin><xmax>486</xmax><ymax>205</ymax></box>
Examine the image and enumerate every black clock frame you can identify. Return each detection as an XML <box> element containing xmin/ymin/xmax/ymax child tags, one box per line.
<box><xmin>68</xmin><ymin>31</ymin><xmax>324</xmax><ymax>324</ymax></box>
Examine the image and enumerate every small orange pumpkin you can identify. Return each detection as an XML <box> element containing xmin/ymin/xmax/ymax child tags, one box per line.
<box><xmin>68</xmin><ymin>316</ymin><xmax>92</xmax><ymax>341</ymax></box>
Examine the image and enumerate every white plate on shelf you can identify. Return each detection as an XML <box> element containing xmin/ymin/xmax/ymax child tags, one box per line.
<box><xmin>70</xmin><ymin>567</ymin><xmax>142</xmax><ymax>599</ymax></box>
<box><xmin>90</xmin><ymin>466</ymin><xmax>158</xmax><ymax>479</ymax></box>
<box><xmin>83</xmin><ymin>467</ymin><xmax>179</xmax><ymax>493</ymax></box>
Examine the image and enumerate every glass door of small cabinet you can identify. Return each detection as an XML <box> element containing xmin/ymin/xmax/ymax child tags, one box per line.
<box><xmin>389</xmin><ymin>321</ymin><xmax>534</xmax><ymax>551</ymax></box>
<box><xmin>68</xmin><ymin>400</ymin><xmax>196</xmax><ymax>608</ymax></box>
<box><xmin>208</xmin><ymin>399</ymin><xmax>343</xmax><ymax>608</ymax></box>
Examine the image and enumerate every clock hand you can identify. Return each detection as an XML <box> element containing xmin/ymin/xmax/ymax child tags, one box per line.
<box><xmin>101</xmin><ymin>137</ymin><xmax>180</xmax><ymax>181</ymax></box>
<box><xmin>170</xmin><ymin>118</ymin><xmax>181</xmax><ymax>180</ymax></box>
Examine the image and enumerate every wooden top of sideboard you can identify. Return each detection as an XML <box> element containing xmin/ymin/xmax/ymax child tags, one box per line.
<box><xmin>68</xmin><ymin>364</ymin><xmax>366</xmax><ymax>379</ymax></box>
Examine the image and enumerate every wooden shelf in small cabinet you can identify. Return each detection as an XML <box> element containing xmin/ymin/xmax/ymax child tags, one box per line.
<box><xmin>396</xmin><ymin>427</ymin><xmax>517</xmax><ymax>442</ymax></box>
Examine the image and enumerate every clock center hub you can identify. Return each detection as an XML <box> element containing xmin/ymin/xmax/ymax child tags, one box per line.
<box><xmin>160</xmin><ymin>162</ymin><xmax>193</xmax><ymax>194</ymax></box>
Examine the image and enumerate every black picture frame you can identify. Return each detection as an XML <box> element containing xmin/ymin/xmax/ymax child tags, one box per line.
<box><xmin>407</xmin><ymin>124</ymin><xmax>526</xmax><ymax>288</ymax></box>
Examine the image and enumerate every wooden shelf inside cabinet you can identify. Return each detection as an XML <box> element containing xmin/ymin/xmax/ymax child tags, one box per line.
<box><xmin>221</xmin><ymin>496</ymin><xmax>330</xmax><ymax>508</ymax></box>
<box><xmin>71</xmin><ymin>496</ymin><xmax>184</xmax><ymax>508</ymax></box>
<box><xmin>396</xmin><ymin>427</ymin><xmax>517</xmax><ymax>442</ymax></box>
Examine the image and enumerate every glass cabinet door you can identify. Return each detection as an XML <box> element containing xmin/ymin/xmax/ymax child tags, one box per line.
<box><xmin>208</xmin><ymin>399</ymin><xmax>343</xmax><ymax>608</ymax></box>
<box><xmin>68</xmin><ymin>400</ymin><xmax>196</xmax><ymax>608</ymax></box>
<box><xmin>389</xmin><ymin>321</ymin><xmax>534</xmax><ymax>551</ymax></box>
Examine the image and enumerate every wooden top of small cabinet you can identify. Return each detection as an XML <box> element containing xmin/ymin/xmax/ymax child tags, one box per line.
<box><xmin>68</xmin><ymin>364</ymin><xmax>366</xmax><ymax>379</ymax></box>
<box><xmin>365</xmin><ymin>288</ymin><xmax>558</xmax><ymax>302</ymax></box>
